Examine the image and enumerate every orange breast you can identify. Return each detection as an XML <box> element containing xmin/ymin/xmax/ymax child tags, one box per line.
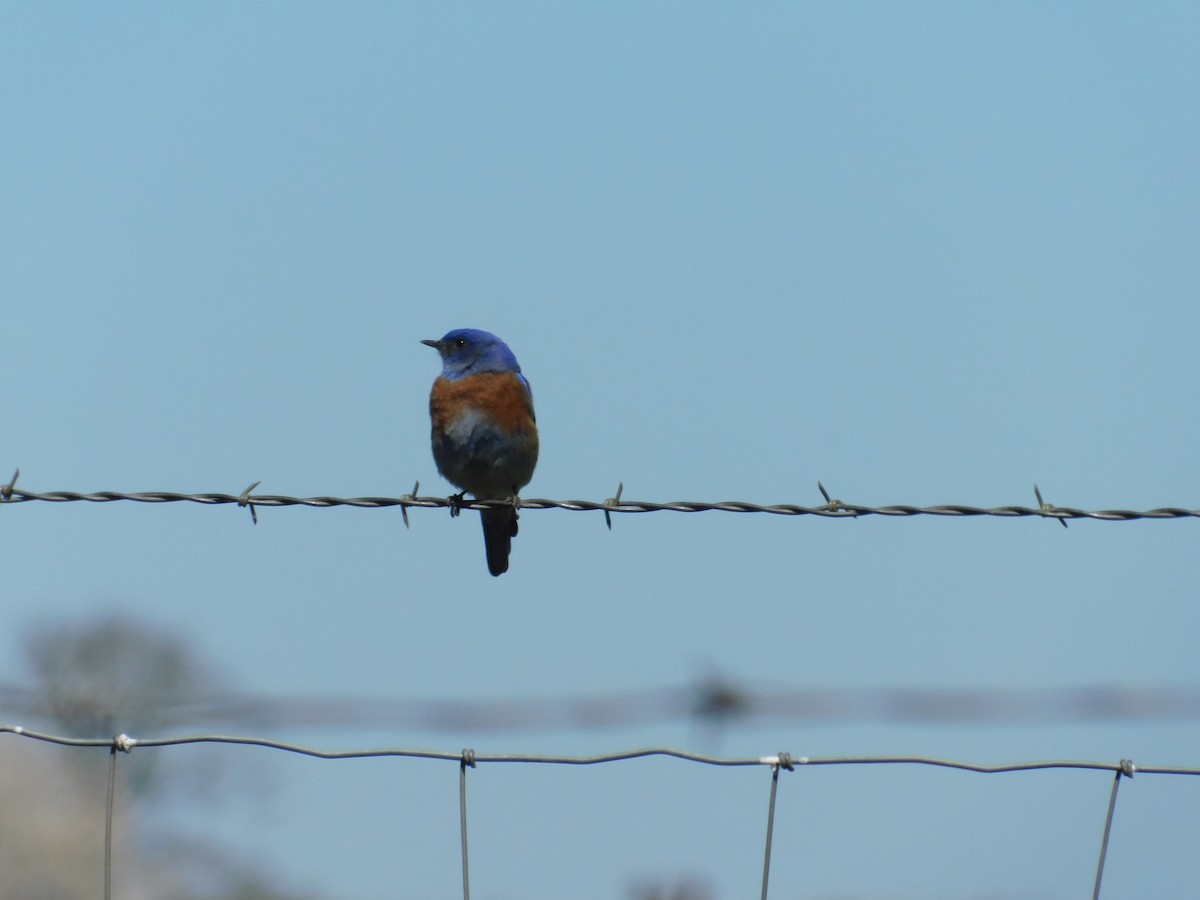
<box><xmin>429</xmin><ymin>372</ymin><xmax>536</xmax><ymax>435</ymax></box>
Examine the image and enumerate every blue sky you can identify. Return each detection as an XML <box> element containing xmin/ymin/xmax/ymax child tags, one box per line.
<box><xmin>2</xmin><ymin>3</ymin><xmax>1198</xmax><ymax>898</ymax></box>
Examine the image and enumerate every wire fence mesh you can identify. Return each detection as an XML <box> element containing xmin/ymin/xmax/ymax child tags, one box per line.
<box><xmin>6</xmin><ymin>470</ymin><xmax>1197</xmax><ymax>896</ymax></box>
<box><xmin>2</xmin><ymin>725</ymin><xmax>1197</xmax><ymax>900</ymax></box>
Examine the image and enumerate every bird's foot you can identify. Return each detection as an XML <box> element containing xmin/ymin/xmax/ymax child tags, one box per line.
<box><xmin>506</xmin><ymin>492</ymin><xmax>521</xmax><ymax>536</ymax></box>
<box><xmin>447</xmin><ymin>491</ymin><xmax>467</xmax><ymax>518</ymax></box>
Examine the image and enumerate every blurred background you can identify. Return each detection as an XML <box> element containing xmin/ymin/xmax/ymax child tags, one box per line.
<box><xmin>2</xmin><ymin>3</ymin><xmax>1198</xmax><ymax>898</ymax></box>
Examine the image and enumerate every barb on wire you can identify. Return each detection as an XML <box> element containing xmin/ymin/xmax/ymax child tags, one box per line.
<box><xmin>400</xmin><ymin>481</ymin><xmax>419</xmax><ymax>529</ymax></box>
<box><xmin>1035</xmin><ymin>483</ymin><xmax>1069</xmax><ymax>529</ymax></box>
<box><xmin>817</xmin><ymin>481</ymin><xmax>849</xmax><ymax>514</ymax></box>
<box><xmin>238</xmin><ymin>481</ymin><xmax>261</xmax><ymax>525</ymax></box>
<box><xmin>0</xmin><ymin>468</ymin><xmax>18</xmax><ymax>502</ymax></box>
<box><xmin>604</xmin><ymin>482</ymin><xmax>623</xmax><ymax>530</ymax></box>
<box><xmin>1</xmin><ymin>476</ymin><xmax>1196</xmax><ymax>522</ymax></box>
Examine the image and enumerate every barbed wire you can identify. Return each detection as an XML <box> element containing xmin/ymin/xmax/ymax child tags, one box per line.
<box><xmin>5</xmin><ymin>680</ymin><xmax>1200</xmax><ymax>732</ymax></box>
<box><xmin>1</xmin><ymin>470</ymin><xmax>1196</xmax><ymax>527</ymax></box>
<box><xmin>2</xmin><ymin>724</ymin><xmax>1197</xmax><ymax>900</ymax></box>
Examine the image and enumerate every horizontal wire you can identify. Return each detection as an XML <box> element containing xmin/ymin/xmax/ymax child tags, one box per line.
<box><xmin>1</xmin><ymin>480</ymin><xmax>1196</xmax><ymax>522</ymax></box>
<box><xmin>6</xmin><ymin>682</ymin><xmax>1200</xmax><ymax>730</ymax></box>
<box><xmin>2</xmin><ymin>725</ymin><xmax>1196</xmax><ymax>776</ymax></box>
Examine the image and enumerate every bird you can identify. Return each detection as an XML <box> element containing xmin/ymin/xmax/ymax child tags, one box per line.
<box><xmin>422</xmin><ymin>329</ymin><xmax>539</xmax><ymax>576</ymax></box>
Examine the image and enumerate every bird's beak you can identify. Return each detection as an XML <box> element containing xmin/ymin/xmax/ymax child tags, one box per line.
<box><xmin>420</xmin><ymin>339</ymin><xmax>442</xmax><ymax>351</ymax></box>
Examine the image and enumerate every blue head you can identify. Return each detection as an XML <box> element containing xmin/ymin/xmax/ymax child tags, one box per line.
<box><xmin>421</xmin><ymin>328</ymin><xmax>523</xmax><ymax>381</ymax></box>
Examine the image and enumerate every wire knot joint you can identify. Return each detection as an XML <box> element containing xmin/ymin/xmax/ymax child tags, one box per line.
<box><xmin>112</xmin><ymin>733</ymin><xmax>136</xmax><ymax>753</ymax></box>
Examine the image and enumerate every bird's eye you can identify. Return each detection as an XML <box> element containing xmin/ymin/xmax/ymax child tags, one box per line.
<box><xmin>454</xmin><ymin>338</ymin><xmax>468</xmax><ymax>349</ymax></box>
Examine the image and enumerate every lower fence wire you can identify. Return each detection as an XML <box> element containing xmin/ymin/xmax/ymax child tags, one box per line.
<box><xmin>3</xmin><ymin>727</ymin><xmax>1195</xmax><ymax>899</ymax></box>
<box><xmin>460</xmin><ymin>749</ymin><xmax>475</xmax><ymax>900</ymax></box>
<box><xmin>1092</xmin><ymin>761</ymin><xmax>1133</xmax><ymax>900</ymax></box>
<box><xmin>759</xmin><ymin>756</ymin><xmax>788</xmax><ymax>900</ymax></box>
<box><xmin>105</xmin><ymin>745</ymin><xmax>117</xmax><ymax>900</ymax></box>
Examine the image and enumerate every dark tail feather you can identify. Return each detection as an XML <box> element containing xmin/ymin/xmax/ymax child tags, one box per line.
<box><xmin>480</xmin><ymin>507</ymin><xmax>518</xmax><ymax>576</ymax></box>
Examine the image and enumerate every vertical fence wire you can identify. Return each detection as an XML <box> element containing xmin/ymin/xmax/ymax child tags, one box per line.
<box><xmin>104</xmin><ymin>744</ymin><xmax>117</xmax><ymax>900</ymax></box>
<box><xmin>760</xmin><ymin>754</ymin><xmax>792</xmax><ymax>900</ymax></box>
<box><xmin>460</xmin><ymin>749</ymin><xmax>475</xmax><ymax>900</ymax></box>
<box><xmin>759</xmin><ymin>766</ymin><xmax>780</xmax><ymax>900</ymax></box>
<box><xmin>1092</xmin><ymin>761</ymin><xmax>1132</xmax><ymax>900</ymax></box>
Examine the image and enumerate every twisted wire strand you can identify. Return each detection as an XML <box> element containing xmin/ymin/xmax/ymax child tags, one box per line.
<box><xmin>5</xmin><ymin>682</ymin><xmax>1200</xmax><ymax>731</ymax></box>
<box><xmin>2</xmin><ymin>483</ymin><xmax>1196</xmax><ymax>522</ymax></box>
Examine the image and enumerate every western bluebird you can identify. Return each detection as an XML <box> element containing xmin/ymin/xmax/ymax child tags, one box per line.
<box><xmin>422</xmin><ymin>329</ymin><xmax>539</xmax><ymax>576</ymax></box>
